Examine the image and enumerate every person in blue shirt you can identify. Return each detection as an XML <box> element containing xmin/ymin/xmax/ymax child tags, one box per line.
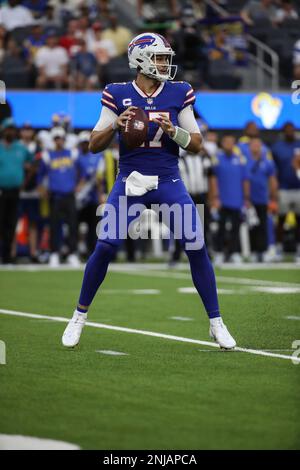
<box><xmin>37</xmin><ymin>127</ymin><xmax>80</xmax><ymax>267</ymax></box>
<box><xmin>0</xmin><ymin>117</ymin><xmax>33</xmax><ymax>263</ymax></box>
<box><xmin>62</xmin><ymin>32</ymin><xmax>237</xmax><ymax>351</ymax></box>
<box><xmin>247</xmin><ymin>137</ymin><xmax>278</xmax><ymax>261</ymax></box>
<box><xmin>272</xmin><ymin>122</ymin><xmax>300</xmax><ymax>261</ymax></box>
<box><xmin>238</xmin><ymin>120</ymin><xmax>271</xmax><ymax>160</ymax></box>
<box><xmin>71</xmin><ymin>39</ymin><xmax>98</xmax><ymax>90</ymax></box>
<box><xmin>76</xmin><ymin>131</ymin><xmax>103</xmax><ymax>257</ymax></box>
<box><xmin>211</xmin><ymin>134</ymin><xmax>250</xmax><ymax>264</ymax></box>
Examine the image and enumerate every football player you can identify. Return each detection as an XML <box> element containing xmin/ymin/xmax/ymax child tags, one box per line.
<box><xmin>62</xmin><ymin>32</ymin><xmax>236</xmax><ymax>350</ymax></box>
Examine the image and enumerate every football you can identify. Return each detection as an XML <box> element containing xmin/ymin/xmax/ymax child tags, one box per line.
<box><xmin>121</xmin><ymin>107</ymin><xmax>149</xmax><ymax>149</ymax></box>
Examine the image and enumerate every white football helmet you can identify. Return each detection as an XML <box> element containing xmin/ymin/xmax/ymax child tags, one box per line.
<box><xmin>128</xmin><ymin>32</ymin><xmax>177</xmax><ymax>82</ymax></box>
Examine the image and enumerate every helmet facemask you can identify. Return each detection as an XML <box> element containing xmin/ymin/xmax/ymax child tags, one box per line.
<box><xmin>143</xmin><ymin>52</ymin><xmax>177</xmax><ymax>82</ymax></box>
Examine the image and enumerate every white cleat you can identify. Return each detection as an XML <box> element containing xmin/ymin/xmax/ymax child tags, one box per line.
<box><xmin>209</xmin><ymin>317</ymin><xmax>236</xmax><ymax>350</ymax></box>
<box><xmin>49</xmin><ymin>252</ymin><xmax>60</xmax><ymax>267</ymax></box>
<box><xmin>67</xmin><ymin>253</ymin><xmax>81</xmax><ymax>267</ymax></box>
<box><xmin>62</xmin><ymin>310</ymin><xmax>87</xmax><ymax>348</ymax></box>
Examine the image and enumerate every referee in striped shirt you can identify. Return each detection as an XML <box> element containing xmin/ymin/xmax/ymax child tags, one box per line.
<box><xmin>169</xmin><ymin>146</ymin><xmax>214</xmax><ymax>264</ymax></box>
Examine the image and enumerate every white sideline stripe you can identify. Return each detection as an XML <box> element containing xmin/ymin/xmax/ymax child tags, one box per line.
<box><xmin>0</xmin><ymin>434</ymin><xmax>80</xmax><ymax>450</ymax></box>
<box><xmin>96</xmin><ymin>350</ymin><xmax>128</xmax><ymax>356</ymax></box>
<box><xmin>101</xmin><ymin>289</ymin><xmax>160</xmax><ymax>295</ymax></box>
<box><xmin>0</xmin><ymin>308</ymin><xmax>299</xmax><ymax>364</ymax></box>
<box><xmin>0</xmin><ymin>262</ymin><xmax>299</xmax><ymax>272</ymax></box>
<box><xmin>285</xmin><ymin>316</ymin><xmax>300</xmax><ymax>321</ymax></box>
<box><xmin>170</xmin><ymin>316</ymin><xmax>194</xmax><ymax>321</ymax></box>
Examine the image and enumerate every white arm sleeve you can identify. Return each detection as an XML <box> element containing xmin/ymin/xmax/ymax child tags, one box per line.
<box><xmin>93</xmin><ymin>106</ymin><xmax>118</xmax><ymax>131</ymax></box>
<box><xmin>177</xmin><ymin>105</ymin><xmax>201</xmax><ymax>134</ymax></box>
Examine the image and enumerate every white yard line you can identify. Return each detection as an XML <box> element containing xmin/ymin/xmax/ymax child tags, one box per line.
<box><xmin>285</xmin><ymin>316</ymin><xmax>300</xmax><ymax>321</ymax></box>
<box><xmin>178</xmin><ymin>286</ymin><xmax>300</xmax><ymax>295</ymax></box>
<box><xmin>0</xmin><ymin>434</ymin><xmax>80</xmax><ymax>450</ymax></box>
<box><xmin>95</xmin><ymin>350</ymin><xmax>128</xmax><ymax>356</ymax></box>
<box><xmin>1</xmin><ymin>308</ymin><xmax>299</xmax><ymax>364</ymax></box>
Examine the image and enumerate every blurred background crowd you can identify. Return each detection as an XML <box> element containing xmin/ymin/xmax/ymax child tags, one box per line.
<box><xmin>0</xmin><ymin>0</ymin><xmax>300</xmax><ymax>266</ymax></box>
<box><xmin>0</xmin><ymin>0</ymin><xmax>300</xmax><ymax>89</ymax></box>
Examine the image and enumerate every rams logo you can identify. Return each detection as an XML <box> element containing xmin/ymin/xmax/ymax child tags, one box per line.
<box><xmin>251</xmin><ymin>92</ymin><xmax>282</xmax><ymax>129</ymax></box>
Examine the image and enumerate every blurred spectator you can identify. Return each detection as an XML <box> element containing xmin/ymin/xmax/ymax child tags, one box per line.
<box><xmin>59</xmin><ymin>18</ymin><xmax>78</xmax><ymax>56</ymax></box>
<box><xmin>238</xmin><ymin>121</ymin><xmax>271</xmax><ymax>158</ymax></box>
<box><xmin>35</xmin><ymin>31</ymin><xmax>69</xmax><ymax>89</ymax></box>
<box><xmin>247</xmin><ymin>137</ymin><xmax>278</xmax><ymax>262</ymax></box>
<box><xmin>203</xmin><ymin>131</ymin><xmax>219</xmax><ymax>159</ymax></box>
<box><xmin>37</xmin><ymin>127</ymin><xmax>80</xmax><ymax>267</ymax></box>
<box><xmin>19</xmin><ymin>123</ymin><xmax>41</xmax><ymax>262</ymax></box>
<box><xmin>90</xmin><ymin>21</ymin><xmax>117</xmax><ymax>65</ymax></box>
<box><xmin>0</xmin><ymin>0</ymin><xmax>34</xmax><ymax>31</ymax></box>
<box><xmin>70</xmin><ymin>38</ymin><xmax>98</xmax><ymax>90</ymax></box>
<box><xmin>47</xmin><ymin>0</ymin><xmax>78</xmax><ymax>25</ymax></box>
<box><xmin>207</xmin><ymin>27</ymin><xmax>234</xmax><ymax>63</ymax></box>
<box><xmin>37</xmin><ymin>112</ymin><xmax>78</xmax><ymax>151</ymax></box>
<box><xmin>76</xmin><ymin>131</ymin><xmax>103</xmax><ymax>257</ymax></box>
<box><xmin>1</xmin><ymin>37</ymin><xmax>31</xmax><ymax>88</ymax></box>
<box><xmin>40</xmin><ymin>4</ymin><xmax>62</xmax><ymax>31</ymax></box>
<box><xmin>186</xmin><ymin>0</ymin><xmax>206</xmax><ymax>20</ymax></box>
<box><xmin>293</xmin><ymin>38</ymin><xmax>300</xmax><ymax>80</ymax></box>
<box><xmin>274</xmin><ymin>0</ymin><xmax>298</xmax><ymax>24</ymax></box>
<box><xmin>22</xmin><ymin>0</ymin><xmax>48</xmax><ymax>18</ymax></box>
<box><xmin>0</xmin><ymin>24</ymin><xmax>7</xmax><ymax>64</ymax></box>
<box><xmin>172</xmin><ymin>6</ymin><xmax>207</xmax><ymax>83</ymax></box>
<box><xmin>240</xmin><ymin>0</ymin><xmax>278</xmax><ymax>26</ymax></box>
<box><xmin>23</xmin><ymin>23</ymin><xmax>46</xmax><ymax>61</ymax></box>
<box><xmin>272</xmin><ymin>122</ymin><xmax>300</xmax><ymax>260</ymax></box>
<box><xmin>75</xmin><ymin>15</ymin><xmax>95</xmax><ymax>52</ymax></box>
<box><xmin>0</xmin><ymin>118</ymin><xmax>33</xmax><ymax>264</ymax></box>
<box><xmin>210</xmin><ymin>135</ymin><xmax>250</xmax><ymax>264</ymax></box>
<box><xmin>101</xmin><ymin>14</ymin><xmax>133</xmax><ymax>56</ymax></box>
<box><xmin>206</xmin><ymin>27</ymin><xmax>242</xmax><ymax>89</ymax></box>
<box><xmin>137</xmin><ymin>0</ymin><xmax>178</xmax><ymax>21</ymax></box>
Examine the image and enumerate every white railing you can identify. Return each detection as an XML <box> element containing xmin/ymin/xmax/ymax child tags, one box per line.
<box><xmin>203</xmin><ymin>0</ymin><xmax>280</xmax><ymax>90</ymax></box>
<box><xmin>247</xmin><ymin>35</ymin><xmax>280</xmax><ymax>90</ymax></box>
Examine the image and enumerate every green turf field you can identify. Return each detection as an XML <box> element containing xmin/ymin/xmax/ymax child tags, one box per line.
<box><xmin>0</xmin><ymin>265</ymin><xmax>299</xmax><ymax>449</ymax></box>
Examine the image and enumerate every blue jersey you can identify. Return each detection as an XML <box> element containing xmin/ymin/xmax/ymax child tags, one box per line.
<box><xmin>77</xmin><ymin>151</ymin><xmax>102</xmax><ymax>205</ymax></box>
<box><xmin>212</xmin><ymin>151</ymin><xmax>248</xmax><ymax>210</ymax></box>
<box><xmin>238</xmin><ymin>139</ymin><xmax>271</xmax><ymax>162</ymax></box>
<box><xmin>272</xmin><ymin>140</ymin><xmax>300</xmax><ymax>190</ymax></box>
<box><xmin>38</xmin><ymin>148</ymin><xmax>79</xmax><ymax>194</ymax></box>
<box><xmin>247</xmin><ymin>155</ymin><xmax>275</xmax><ymax>205</ymax></box>
<box><xmin>100</xmin><ymin>80</ymin><xmax>196</xmax><ymax>178</ymax></box>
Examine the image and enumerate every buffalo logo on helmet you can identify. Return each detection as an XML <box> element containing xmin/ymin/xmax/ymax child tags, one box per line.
<box><xmin>128</xmin><ymin>35</ymin><xmax>156</xmax><ymax>54</ymax></box>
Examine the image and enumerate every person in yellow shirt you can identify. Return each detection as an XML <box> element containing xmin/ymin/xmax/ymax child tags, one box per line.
<box><xmin>101</xmin><ymin>14</ymin><xmax>133</xmax><ymax>56</ymax></box>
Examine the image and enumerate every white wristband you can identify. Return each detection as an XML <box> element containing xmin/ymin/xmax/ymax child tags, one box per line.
<box><xmin>171</xmin><ymin>126</ymin><xmax>191</xmax><ymax>149</ymax></box>
<box><xmin>112</xmin><ymin>120</ymin><xmax>118</xmax><ymax>131</ymax></box>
